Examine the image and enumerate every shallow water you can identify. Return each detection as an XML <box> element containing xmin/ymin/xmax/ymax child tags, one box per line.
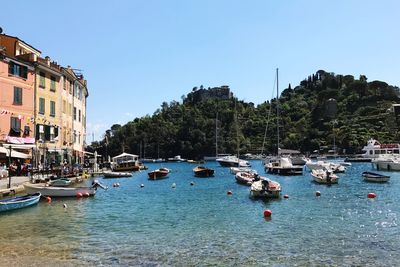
<box><xmin>0</xmin><ymin>161</ymin><xmax>399</xmax><ymax>266</ymax></box>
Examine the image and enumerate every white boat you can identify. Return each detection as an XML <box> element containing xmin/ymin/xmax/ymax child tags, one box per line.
<box><xmin>229</xmin><ymin>166</ymin><xmax>254</xmax><ymax>174</ymax></box>
<box><xmin>23</xmin><ymin>180</ymin><xmax>107</xmax><ymax>197</ymax></box>
<box><xmin>361</xmin><ymin>138</ymin><xmax>400</xmax><ymax>159</ymax></box>
<box><xmin>111</xmin><ymin>153</ymin><xmax>141</xmax><ymax>171</ymax></box>
<box><xmin>103</xmin><ymin>171</ymin><xmax>132</xmax><ymax>178</ymax></box>
<box><xmin>167</xmin><ymin>155</ymin><xmax>187</xmax><ymax>162</ymax></box>
<box><xmin>311</xmin><ymin>169</ymin><xmax>339</xmax><ymax>184</ymax></box>
<box><xmin>305</xmin><ymin>160</ymin><xmax>346</xmax><ymax>173</ymax></box>
<box><xmin>235</xmin><ymin>171</ymin><xmax>262</xmax><ymax>185</ymax></box>
<box><xmin>371</xmin><ymin>155</ymin><xmax>400</xmax><ymax>171</ymax></box>
<box><xmin>264</xmin><ymin>157</ymin><xmax>303</xmax><ymax>175</ymax></box>
<box><xmin>216</xmin><ymin>155</ymin><xmax>250</xmax><ymax>167</ymax></box>
<box><xmin>362</xmin><ymin>171</ymin><xmax>390</xmax><ymax>183</ymax></box>
<box><xmin>250</xmin><ymin>179</ymin><xmax>281</xmax><ymax>198</ymax></box>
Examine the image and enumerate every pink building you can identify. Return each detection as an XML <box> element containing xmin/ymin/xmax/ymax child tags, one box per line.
<box><xmin>0</xmin><ymin>51</ymin><xmax>35</xmax><ymax>158</ymax></box>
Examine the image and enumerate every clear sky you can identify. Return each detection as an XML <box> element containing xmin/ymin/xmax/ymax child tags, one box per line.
<box><xmin>2</xmin><ymin>0</ymin><xmax>399</xmax><ymax>141</ymax></box>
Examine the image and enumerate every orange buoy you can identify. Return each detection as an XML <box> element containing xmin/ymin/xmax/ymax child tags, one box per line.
<box><xmin>315</xmin><ymin>191</ymin><xmax>321</xmax><ymax>197</ymax></box>
<box><xmin>46</xmin><ymin>196</ymin><xmax>52</xmax><ymax>203</ymax></box>
<box><xmin>283</xmin><ymin>194</ymin><xmax>289</xmax><ymax>199</ymax></box>
<box><xmin>84</xmin><ymin>192</ymin><xmax>90</xmax><ymax>197</ymax></box>
<box><xmin>263</xmin><ymin>209</ymin><xmax>272</xmax><ymax>217</ymax></box>
<box><xmin>368</xmin><ymin>192</ymin><xmax>377</xmax><ymax>199</ymax></box>
<box><xmin>227</xmin><ymin>190</ymin><xmax>233</xmax><ymax>195</ymax></box>
<box><xmin>76</xmin><ymin>192</ymin><xmax>83</xmax><ymax>198</ymax></box>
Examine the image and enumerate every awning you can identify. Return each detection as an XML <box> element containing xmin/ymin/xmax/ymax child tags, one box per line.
<box><xmin>0</xmin><ymin>147</ymin><xmax>30</xmax><ymax>159</ymax></box>
<box><xmin>6</xmin><ymin>136</ymin><xmax>35</xmax><ymax>144</ymax></box>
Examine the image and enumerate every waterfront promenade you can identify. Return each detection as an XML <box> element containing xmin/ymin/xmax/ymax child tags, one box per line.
<box><xmin>0</xmin><ymin>176</ymin><xmax>30</xmax><ymax>194</ymax></box>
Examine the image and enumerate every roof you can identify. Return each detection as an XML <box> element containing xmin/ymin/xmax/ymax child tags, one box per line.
<box><xmin>112</xmin><ymin>153</ymin><xmax>139</xmax><ymax>161</ymax></box>
<box><xmin>0</xmin><ymin>33</ymin><xmax>41</xmax><ymax>54</ymax></box>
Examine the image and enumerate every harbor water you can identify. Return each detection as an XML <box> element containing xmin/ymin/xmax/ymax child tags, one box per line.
<box><xmin>0</xmin><ymin>161</ymin><xmax>399</xmax><ymax>266</ymax></box>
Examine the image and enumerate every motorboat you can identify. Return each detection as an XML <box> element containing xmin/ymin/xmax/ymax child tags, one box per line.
<box><xmin>235</xmin><ymin>171</ymin><xmax>263</xmax><ymax>186</ymax></box>
<box><xmin>311</xmin><ymin>169</ymin><xmax>339</xmax><ymax>184</ymax></box>
<box><xmin>216</xmin><ymin>155</ymin><xmax>250</xmax><ymax>167</ymax></box>
<box><xmin>148</xmin><ymin>168</ymin><xmax>170</xmax><ymax>180</ymax></box>
<box><xmin>111</xmin><ymin>153</ymin><xmax>141</xmax><ymax>172</ymax></box>
<box><xmin>23</xmin><ymin>180</ymin><xmax>107</xmax><ymax>197</ymax></box>
<box><xmin>305</xmin><ymin>160</ymin><xmax>346</xmax><ymax>173</ymax></box>
<box><xmin>229</xmin><ymin>167</ymin><xmax>253</xmax><ymax>174</ymax></box>
<box><xmin>250</xmin><ymin>179</ymin><xmax>281</xmax><ymax>198</ymax></box>
<box><xmin>193</xmin><ymin>166</ymin><xmax>214</xmax><ymax>177</ymax></box>
<box><xmin>47</xmin><ymin>178</ymin><xmax>71</xmax><ymax>187</ymax></box>
<box><xmin>361</xmin><ymin>138</ymin><xmax>400</xmax><ymax>159</ymax></box>
<box><xmin>362</xmin><ymin>171</ymin><xmax>390</xmax><ymax>183</ymax></box>
<box><xmin>264</xmin><ymin>157</ymin><xmax>303</xmax><ymax>175</ymax></box>
<box><xmin>167</xmin><ymin>155</ymin><xmax>187</xmax><ymax>162</ymax></box>
<box><xmin>0</xmin><ymin>193</ymin><xmax>41</xmax><ymax>212</ymax></box>
<box><xmin>371</xmin><ymin>155</ymin><xmax>400</xmax><ymax>171</ymax></box>
<box><xmin>103</xmin><ymin>171</ymin><xmax>132</xmax><ymax>178</ymax></box>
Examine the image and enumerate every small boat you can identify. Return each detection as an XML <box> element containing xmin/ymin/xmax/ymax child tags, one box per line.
<box><xmin>23</xmin><ymin>180</ymin><xmax>107</xmax><ymax>197</ymax></box>
<box><xmin>250</xmin><ymin>179</ymin><xmax>281</xmax><ymax>198</ymax></box>
<box><xmin>362</xmin><ymin>171</ymin><xmax>390</xmax><ymax>183</ymax></box>
<box><xmin>265</xmin><ymin>157</ymin><xmax>303</xmax><ymax>175</ymax></box>
<box><xmin>148</xmin><ymin>168</ymin><xmax>170</xmax><ymax>180</ymax></box>
<box><xmin>311</xmin><ymin>169</ymin><xmax>339</xmax><ymax>184</ymax></box>
<box><xmin>216</xmin><ymin>155</ymin><xmax>250</xmax><ymax>167</ymax></box>
<box><xmin>103</xmin><ymin>171</ymin><xmax>132</xmax><ymax>178</ymax></box>
<box><xmin>229</xmin><ymin>167</ymin><xmax>253</xmax><ymax>174</ymax></box>
<box><xmin>0</xmin><ymin>193</ymin><xmax>41</xmax><ymax>212</ymax></box>
<box><xmin>235</xmin><ymin>171</ymin><xmax>262</xmax><ymax>186</ymax></box>
<box><xmin>193</xmin><ymin>166</ymin><xmax>214</xmax><ymax>177</ymax></box>
<box><xmin>47</xmin><ymin>178</ymin><xmax>71</xmax><ymax>187</ymax></box>
<box><xmin>167</xmin><ymin>155</ymin><xmax>187</xmax><ymax>162</ymax></box>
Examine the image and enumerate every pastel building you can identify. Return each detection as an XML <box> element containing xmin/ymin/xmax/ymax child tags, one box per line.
<box><xmin>72</xmin><ymin>74</ymin><xmax>88</xmax><ymax>164</ymax></box>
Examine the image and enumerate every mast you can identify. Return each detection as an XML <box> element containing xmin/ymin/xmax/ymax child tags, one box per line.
<box><xmin>215</xmin><ymin>112</ymin><xmax>218</xmax><ymax>157</ymax></box>
<box><xmin>235</xmin><ymin>100</ymin><xmax>240</xmax><ymax>166</ymax></box>
<box><xmin>276</xmin><ymin>68</ymin><xmax>280</xmax><ymax>155</ymax></box>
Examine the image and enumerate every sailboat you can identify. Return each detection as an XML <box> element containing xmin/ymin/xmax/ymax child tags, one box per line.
<box><xmin>264</xmin><ymin>68</ymin><xmax>303</xmax><ymax>175</ymax></box>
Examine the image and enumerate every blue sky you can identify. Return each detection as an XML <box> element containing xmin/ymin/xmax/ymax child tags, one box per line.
<box><xmin>2</xmin><ymin>0</ymin><xmax>399</xmax><ymax>141</ymax></box>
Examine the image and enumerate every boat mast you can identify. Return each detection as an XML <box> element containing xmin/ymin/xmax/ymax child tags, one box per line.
<box><xmin>215</xmin><ymin>112</ymin><xmax>218</xmax><ymax>157</ymax></box>
<box><xmin>276</xmin><ymin>68</ymin><xmax>280</xmax><ymax>155</ymax></box>
<box><xmin>235</xmin><ymin>100</ymin><xmax>240</xmax><ymax>166</ymax></box>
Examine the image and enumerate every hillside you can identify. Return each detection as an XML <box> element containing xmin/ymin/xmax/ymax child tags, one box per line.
<box><xmin>89</xmin><ymin>70</ymin><xmax>400</xmax><ymax>158</ymax></box>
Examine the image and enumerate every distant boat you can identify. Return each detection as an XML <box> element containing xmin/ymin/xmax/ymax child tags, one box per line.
<box><xmin>167</xmin><ymin>155</ymin><xmax>187</xmax><ymax>162</ymax></box>
<box><xmin>103</xmin><ymin>171</ymin><xmax>132</xmax><ymax>178</ymax></box>
<box><xmin>265</xmin><ymin>157</ymin><xmax>303</xmax><ymax>176</ymax></box>
<box><xmin>0</xmin><ymin>193</ymin><xmax>41</xmax><ymax>213</ymax></box>
<box><xmin>148</xmin><ymin>168</ymin><xmax>170</xmax><ymax>180</ymax></box>
<box><xmin>362</xmin><ymin>171</ymin><xmax>390</xmax><ymax>183</ymax></box>
<box><xmin>47</xmin><ymin>178</ymin><xmax>71</xmax><ymax>187</ymax></box>
<box><xmin>216</xmin><ymin>155</ymin><xmax>250</xmax><ymax>167</ymax></box>
<box><xmin>311</xmin><ymin>169</ymin><xmax>339</xmax><ymax>184</ymax></box>
<box><xmin>24</xmin><ymin>180</ymin><xmax>107</xmax><ymax>197</ymax></box>
<box><xmin>193</xmin><ymin>166</ymin><xmax>214</xmax><ymax>177</ymax></box>
<box><xmin>111</xmin><ymin>153</ymin><xmax>141</xmax><ymax>172</ymax></box>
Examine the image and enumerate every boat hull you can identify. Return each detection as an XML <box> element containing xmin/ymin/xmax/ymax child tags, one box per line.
<box><xmin>24</xmin><ymin>183</ymin><xmax>96</xmax><ymax>197</ymax></box>
<box><xmin>103</xmin><ymin>172</ymin><xmax>132</xmax><ymax>178</ymax></box>
<box><xmin>265</xmin><ymin>166</ymin><xmax>303</xmax><ymax>176</ymax></box>
<box><xmin>0</xmin><ymin>193</ymin><xmax>41</xmax><ymax>212</ymax></box>
<box><xmin>362</xmin><ymin>172</ymin><xmax>390</xmax><ymax>182</ymax></box>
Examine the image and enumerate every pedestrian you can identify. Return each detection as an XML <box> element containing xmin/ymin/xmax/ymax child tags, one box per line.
<box><xmin>16</xmin><ymin>159</ymin><xmax>21</xmax><ymax>176</ymax></box>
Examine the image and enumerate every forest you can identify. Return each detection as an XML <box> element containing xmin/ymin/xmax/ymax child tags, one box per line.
<box><xmin>88</xmin><ymin>70</ymin><xmax>400</xmax><ymax>159</ymax></box>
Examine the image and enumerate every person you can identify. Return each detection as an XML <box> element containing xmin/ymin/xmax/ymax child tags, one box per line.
<box><xmin>16</xmin><ymin>159</ymin><xmax>21</xmax><ymax>176</ymax></box>
<box><xmin>326</xmin><ymin>170</ymin><xmax>332</xmax><ymax>183</ymax></box>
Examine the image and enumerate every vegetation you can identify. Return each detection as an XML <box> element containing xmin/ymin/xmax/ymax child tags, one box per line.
<box><xmin>88</xmin><ymin>70</ymin><xmax>400</xmax><ymax>159</ymax></box>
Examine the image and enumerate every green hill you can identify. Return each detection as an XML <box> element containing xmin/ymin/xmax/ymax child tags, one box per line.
<box><xmin>89</xmin><ymin>70</ymin><xmax>400</xmax><ymax>158</ymax></box>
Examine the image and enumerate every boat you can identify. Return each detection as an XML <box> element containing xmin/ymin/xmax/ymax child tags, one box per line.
<box><xmin>47</xmin><ymin>178</ymin><xmax>71</xmax><ymax>187</ymax></box>
<box><xmin>250</xmin><ymin>179</ymin><xmax>281</xmax><ymax>198</ymax></box>
<box><xmin>0</xmin><ymin>193</ymin><xmax>41</xmax><ymax>212</ymax></box>
<box><xmin>362</xmin><ymin>171</ymin><xmax>390</xmax><ymax>182</ymax></box>
<box><xmin>187</xmin><ymin>159</ymin><xmax>205</xmax><ymax>164</ymax></box>
<box><xmin>311</xmin><ymin>169</ymin><xmax>339</xmax><ymax>184</ymax></box>
<box><xmin>235</xmin><ymin>171</ymin><xmax>262</xmax><ymax>186</ymax></box>
<box><xmin>103</xmin><ymin>171</ymin><xmax>132</xmax><ymax>178</ymax></box>
<box><xmin>216</xmin><ymin>155</ymin><xmax>250</xmax><ymax>167</ymax></box>
<box><xmin>23</xmin><ymin>180</ymin><xmax>107</xmax><ymax>197</ymax></box>
<box><xmin>371</xmin><ymin>155</ymin><xmax>400</xmax><ymax>171</ymax></box>
<box><xmin>305</xmin><ymin>160</ymin><xmax>346</xmax><ymax>173</ymax></box>
<box><xmin>265</xmin><ymin>157</ymin><xmax>303</xmax><ymax>175</ymax></box>
<box><xmin>111</xmin><ymin>153</ymin><xmax>141</xmax><ymax>172</ymax></box>
<box><xmin>344</xmin><ymin>157</ymin><xmax>372</xmax><ymax>163</ymax></box>
<box><xmin>229</xmin><ymin>166</ymin><xmax>253</xmax><ymax>174</ymax></box>
<box><xmin>193</xmin><ymin>166</ymin><xmax>214</xmax><ymax>177</ymax></box>
<box><xmin>361</xmin><ymin>138</ymin><xmax>400</xmax><ymax>159</ymax></box>
<box><xmin>148</xmin><ymin>168</ymin><xmax>170</xmax><ymax>180</ymax></box>
<box><xmin>167</xmin><ymin>155</ymin><xmax>187</xmax><ymax>162</ymax></box>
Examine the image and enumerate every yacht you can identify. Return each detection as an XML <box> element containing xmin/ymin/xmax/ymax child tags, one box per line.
<box><xmin>216</xmin><ymin>155</ymin><xmax>250</xmax><ymax>167</ymax></box>
<box><xmin>361</xmin><ymin>138</ymin><xmax>400</xmax><ymax>158</ymax></box>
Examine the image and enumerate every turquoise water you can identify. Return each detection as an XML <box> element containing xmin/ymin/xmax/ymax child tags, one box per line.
<box><xmin>0</xmin><ymin>161</ymin><xmax>399</xmax><ymax>266</ymax></box>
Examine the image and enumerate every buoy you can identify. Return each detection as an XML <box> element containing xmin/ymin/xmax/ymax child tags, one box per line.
<box><xmin>368</xmin><ymin>192</ymin><xmax>377</xmax><ymax>199</ymax></box>
<box><xmin>63</xmin><ymin>203</ymin><xmax>67</xmax><ymax>209</ymax></box>
<box><xmin>315</xmin><ymin>191</ymin><xmax>321</xmax><ymax>197</ymax></box>
<box><xmin>263</xmin><ymin>209</ymin><xmax>272</xmax><ymax>217</ymax></box>
<box><xmin>190</xmin><ymin>182</ymin><xmax>194</xmax><ymax>186</ymax></box>
<box><xmin>140</xmin><ymin>184</ymin><xmax>144</xmax><ymax>188</ymax></box>
<box><xmin>76</xmin><ymin>192</ymin><xmax>83</xmax><ymax>198</ymax></box>
<box><xmin>172</xmin><ymin>183</ymin><xmax>176</xmax><ymax>188</ymax></box>
<box><xmin>84</xmin><ymin>192</ymin><xmax>90</xmax><ymax>197</ymax></box>
<box><xmin>46</xmin><ymin>196</ymin><xmax>52</xmax><ymax>203</ymax></box>
<box><xmin>283</xmin><ymin>194</ymin><xmax>289</xmax><ymax>199</ymax></box>
<box><xmin>113</xmin><ymin>183</ymin><xmax>120</xmax><ymax>188</ymax></box>
<box><xmin>227</xmin><ymin>190</ymin><xmax>233</xmax><ymax>195</ymax></box>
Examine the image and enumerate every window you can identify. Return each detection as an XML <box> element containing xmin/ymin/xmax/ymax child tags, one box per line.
<box><xmin>39</xmin><ymin>125</ymin><xmax>45</xmax><ymax>142</ymax></box>
<box><xmin>8</xmin><ymin>62</ymin><xmax>28</xmax><ymax>79</ymax></box>
<box><xmin>50</xmin><ymin>101</ymin><xmax>56</xmax><ymax>117</ymax></box>
<box><xmin>78</xmin><ymin>132</ymin><xmax>81</xmax><ymax>144</ymax></box>
<box><xmin>63</xmin><ymin>100</ymin><xmax>66</xmax><ymax>113</ymax></box>
<box><xmin>73</xmin><ymin>107</ymin><xmax>77</xmax><ymax>120</ymax></box>
<box><xmin>63</xmin><ymin>78</ymin><xmax>66</xmax><ymax>91</ymax></box>
<box><xmin>50</xmin><ymin>76</ymin><xmax>56</xmax><ymax>91</ymax></box>
<box><xmin>78</xmin><ymin>109</ymin><xmax>81</xmax><ymax>122</ymax></box>
<box><xmin>10</xmin><ymin>117</ymin><xmax>21</xmax><ymax>132</ymax></box>
<box><xmin>39</xmin><ymin>72</ymin><xmax>45</xmax><ymax>88</ymax></box>
<box><xmin>13</xmin><ymin>87</ymin><xmax>22</xmax><ymax>105</ymax></box>
<box><xmin>50</xmin><ymin>126</ymin><xmax>55</xmax><ymax>142</ymax></box>
<box><xmin>73</xmin><ymin>130</ymin><xmax>76</xmax><ymax>143</ymax></box>
<box><xmin>23</xmin><ymin>126</ymin><xmax>30</xmax><ymax>136</ymax></box>
<box><xmin>39</xmin><ymin>98</ymin><xmax>45</xmax><ymax>114</ymax></box>
<box><xmin>69</xmin><ymin>81</ymin><xmax>73</xmax><ymax>94</ymax></box>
